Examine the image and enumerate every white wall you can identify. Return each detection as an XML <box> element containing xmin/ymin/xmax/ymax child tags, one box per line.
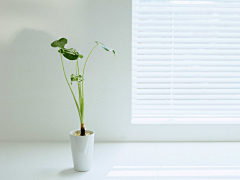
<box><xmin>1</xmin><ymin>0</ymin><xmax>240</xmax><ymax>142</ymax></box>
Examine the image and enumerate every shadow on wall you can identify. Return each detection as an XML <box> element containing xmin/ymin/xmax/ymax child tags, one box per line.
<box><xmin>0</xmin><ymin>29</ymin><xmax>68</xmax><ymax>140</ymax></box>
<box><xmin>1</xmin><ymin>29</ymin><xmax>56</xmax><ymax>89</ymax></box>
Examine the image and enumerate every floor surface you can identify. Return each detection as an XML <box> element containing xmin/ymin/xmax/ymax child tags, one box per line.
<box><xmin>1</xmin><ymin>142</ymin><xmax>240</xmax><ymax>180</ymax></box>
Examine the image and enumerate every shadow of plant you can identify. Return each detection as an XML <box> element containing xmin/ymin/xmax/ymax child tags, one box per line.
<box><xmin>59</xmin><ymin>168</ymin><xmax>88</xmax><ymax>177</ymax></box>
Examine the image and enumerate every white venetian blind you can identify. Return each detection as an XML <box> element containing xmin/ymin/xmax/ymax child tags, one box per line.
<box><xmin>132</xmin><ymin>0</ymin><xmax>240</xmax><ymax>124</ymax></box>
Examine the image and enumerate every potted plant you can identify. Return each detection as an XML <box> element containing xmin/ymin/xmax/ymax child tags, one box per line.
<box><xmin>51</xmin><ymin>38</ymin><xmax>115</xmax><ymax>171</ymax></box>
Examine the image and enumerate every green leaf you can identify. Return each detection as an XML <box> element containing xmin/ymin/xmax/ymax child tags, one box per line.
<box><xmin>70</xmin><ymin>74</ymin><xmax>84</xmax><ymax>85</ymax></box>
<box><xmin>62</xmin><ymin>48</ymin><xmax>83</xmax><ymax>60</ymax></box>
<box><xmin>51</xmin><ymin>38</ymin><xmax>67</xmax><ymax>48</ymax></box>
<box><xmin>95</xmin><ymin>41</ymin><xmax>115</xmax><ymax>58</ymax></box>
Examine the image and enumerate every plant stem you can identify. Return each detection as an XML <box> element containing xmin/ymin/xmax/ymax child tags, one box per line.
<box><xmin>76</xmin><ymin>58</ymin><xmax>85</xmax><ymax>134</ymax></box>
<box><xmin>79</xmin><ymin>81</ymin><xmax>85</xmax><ymax>135</ymax></box>
<box><xmin>76</xmin><ymin>59</ymin><xmax>78</xmax><ymax>74</ymax></box>
<box><xmin>78</xmin><ymin>82</ymin><xmax>83</xmax><ymax>122</ymax></box>
<box><xmin>81</xmin><ymin>81</ymin><xmax>84</xmax><ymax>123</ymax></box>
<box><xmin>79</xmin><ymin>44</ymin><xmax>98</xmax><ymax>135</ymax></box>
<box><xmin>76</xmin><ymin>58</ymin><xmax>80</xmax><ymax>76</ymax></box>
<box><xmin>75</xmin><ymin>58</ymin><xmax>85</xmax><ymax>134</ymax></box>
<box><xmin>60</xmin><ymin>53</ymin><xmax>81</xmax><ymax>119</ymax></box>
<box><xmin>81</xmin><ymin>123</ymin><xmax>85</xmax><ymax>136</ymax></box>
<box><xmin>82</xmin><ymin>44</ymin><xmax>98</xmax><ymax>77</ymax></box>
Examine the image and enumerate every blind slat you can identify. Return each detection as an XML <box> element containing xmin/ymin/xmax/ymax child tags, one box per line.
<box><xmin>132</xmin><ymin>77</ymin><xmax>240</xmax><ymax>83</ymax></box>
<box><xmin>133</xmin><ymin>32</ymin><xmax>240</xmax><ymax>38</ymax></box>
<box><xmin>132</xmin><ymin>37</ymin><xmax>240</xmax><ymax>43</ymax></box>
<box><xmin>133</xmin><ymin>61</ymin><xmax>240</xmax><ymax>66</ymax></box>
<box><xmin>132</xmin><ymin>94</ymin><xmax>240</xmax><ymax>100</ymax></box>
<box><xmin>134</xmin><ymin>8</ymin><xmax>240</xmax><ymax>13</ymax></box>
<box><xmin>132</xmin><ymin>105</ymin><xmax>240</xmax><ymax>110</ymax></box>
<box><xmin>133</xmin><ymin>89</ymin><xmax>240</xmax><ymax>94</ymax></box>
<box><xmin>132</xmin><ymin>99</ymin><xmax>240</xmax><ymax>105</ymax></box>
<box><xmin>132</xmin><ymin>110</ymin><xmax>240</xmax><ymax>115</ymax></box>
<box><xmin>133</xmin><ymin>72</ymin><xmax>240</xmax><ymax>77</ymax></box>
<box><xmin>133</xmin><ymin>66</ymin><xmax>240</xmax><ymax>72</ymax></box>
<box><xmin>132</xmin><ymin>83</ymin><xmax>240</xmax><ymax>88</ymax></box>
<box><xmin>132</xmin><ymin>26</ymin><xmax>240</xmax><ymax>31</ymax></box>
<box><xmin>133</xmin><ymin>55</ymin><xmax>240</xmax><ymax>60</ymax></box>
<box><xmin>133</xmin><ymin>44</ymin><xmax>240</xmax><ymax>49</ymax></box>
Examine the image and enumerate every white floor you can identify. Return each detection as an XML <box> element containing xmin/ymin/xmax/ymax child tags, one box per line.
<box><xmin>1</xmin><ymin>142</ymin><xmax>240</xmax><ymax>180</ymax></box>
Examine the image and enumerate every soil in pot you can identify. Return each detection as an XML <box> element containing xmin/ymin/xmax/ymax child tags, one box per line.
<box><xmin>73</xmin><ymin>130</ymin><xmax>92</xmax><ymax>136</ymax></box>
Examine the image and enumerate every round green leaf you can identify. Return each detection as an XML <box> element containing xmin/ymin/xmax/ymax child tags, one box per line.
<box><xmin>62</xmin><ymin>48</ymin><xmax>82</xmax><ymax>60</ymax></box>
<box><xmin>51</xmin><ymin>38</ymin><xmax>67</xmax><ymax>48</ymax></box>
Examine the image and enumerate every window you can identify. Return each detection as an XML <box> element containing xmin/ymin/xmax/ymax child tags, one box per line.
<box><xmin>132</xmin><ymin>0</ymin><xmax>240</xmax><ymax>124</ymax></box>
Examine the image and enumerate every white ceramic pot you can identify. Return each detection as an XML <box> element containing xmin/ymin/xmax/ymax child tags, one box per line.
<box><xmin>69</xmin><ymin>129</ymin><xmax>95</xmax><ymax>171</ymax></box>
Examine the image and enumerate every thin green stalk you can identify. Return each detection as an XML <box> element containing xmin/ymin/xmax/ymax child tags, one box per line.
<box><xmin>78</xmin><ymin>82</ymin><xmax>84</xmax><ymax>124</ymax></box>
<box><xmin>76</xmin><ymin>58</ymin><xmax>80</xmax><ymax>75</ymax></box>
<box><xmin>60</xmin><ymin>53</ymin><xmax>81</xmax><ymax>118</ymax></box>
<box><xmin>76</xmin><ymin>59</ymin><xmax>78</xmax><ymax>75</ymax></box>
<box><xmin>76</xmin><ymin>58</ymin><xmax>83</xmax><ymax>126</ymax></box>
<box><xmin>82</xmin><ymin>44</ymin><xmax>98</xmax><ymax>77</ymax></box>
<box><xmin>81</xmin><ymin>81</ymin><xmax>84</xmax><ymax>124</ymax></box>
<box><xmin>80</xmin><ymin>44</ymin><xmax>98</xmax><ymax>126</ymax></box>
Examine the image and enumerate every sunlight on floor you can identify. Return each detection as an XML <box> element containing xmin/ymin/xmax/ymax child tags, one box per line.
<box><xmin>107</xmin><ymin>166</ymin><xmax>240</xmax><ymax>179</ymax></box>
